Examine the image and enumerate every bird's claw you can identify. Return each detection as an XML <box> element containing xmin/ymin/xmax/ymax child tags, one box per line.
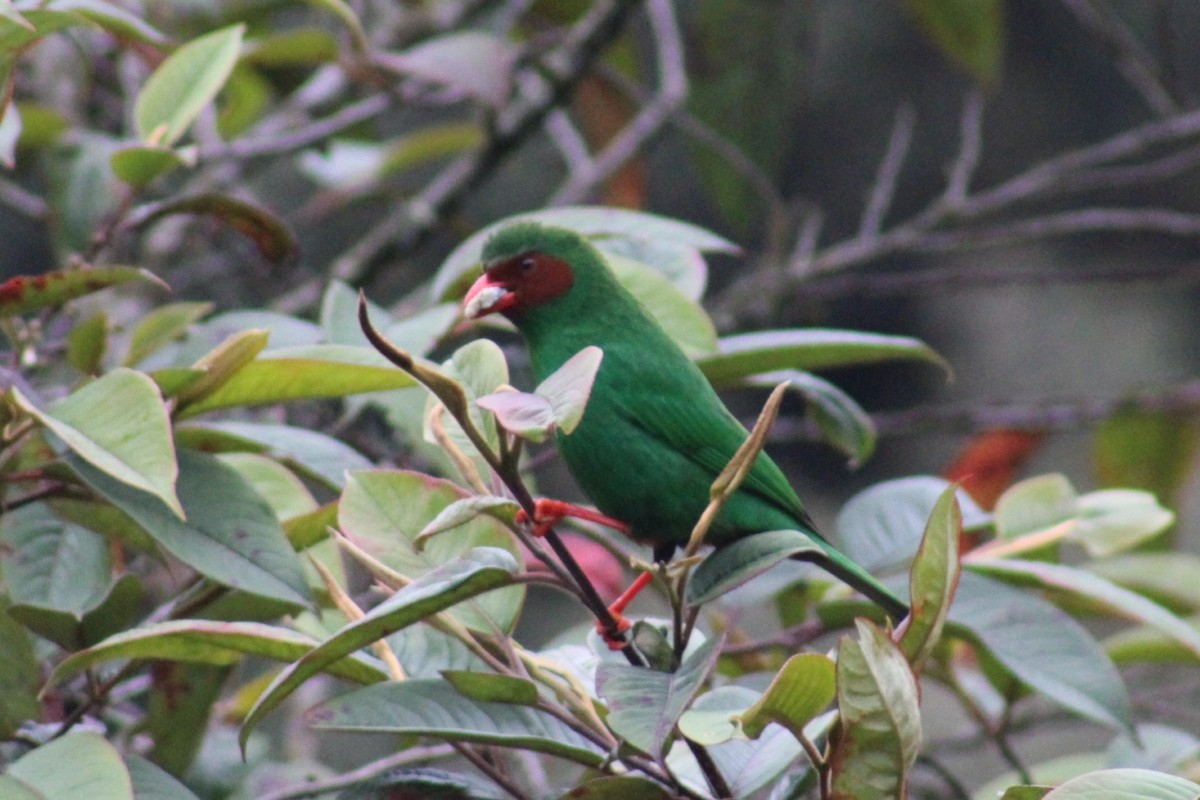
<box><xmin>516</xmin><ymin>498</ymin><xmax>631</xmax><ymax>538</ymax></box>
<box><xmin>596</xmin><ymin>614</ymin><xmax>632</xmax><ymax>651</ymax></box>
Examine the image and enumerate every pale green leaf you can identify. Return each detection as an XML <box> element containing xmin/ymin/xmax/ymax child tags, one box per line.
<box><xmin>596</xmin><ymin>638</ymin><xmax>720</xmax><ymax>756</ymax></box>
<box><xmin>47</xmin><ymin>619</ymin><xmax>387</xmax><ymax>688</ymax></box>
<box><xmin>306</xmin><ymin>678</ymin><xmax>602</xmax><ymax>766</ymax></box>
<box><xmin>135</xmin><ymin>25</ymin><xmax>245</xmax><ymax>146</ymax></box>
<box><xmin>72</xmin><ymin>449</ymin><xmax>313</xmax><ymax>608</ymax></box>
<box><xmin>6</xmin><ymin>732</ymin><xmax>132</xmax><ymax>800</ymax></box>
<box><xmin>900</xmin><ymin>483</ymin><xmax>961</xmax><ymax>670</ymax></box>
<box><xmin>699</xmin><ymin>329</ymin><xmax>950</xmax><ymax>386</ymax></box>
<box><xmin>240</xmin><ymin>548</ymin><xmax>518</xmax><ymax>749</ymax></box>
<box><xmin>14</xmin><ymin>368</ymin><xmax>181</xmax><ymax>517</ymax></box>
<box><xmin>739</xmin><ymin>652</ymin><xmax>836</xmax><ymax>740</ymax></box>
<box><xmin>830</xmin><ymin>619</ymin><xmax>922</xmax><ymax>800</ymax></box>
<box><xmin>339</xmin><ymin>470</ymin><xmax>523</xmax><ymax>632</ymax></box>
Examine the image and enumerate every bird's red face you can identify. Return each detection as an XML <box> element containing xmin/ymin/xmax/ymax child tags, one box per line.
<box><xmin>463</xmin><ymin>252</ymin><xmax>575</xmax><ymax>320</ymax></box>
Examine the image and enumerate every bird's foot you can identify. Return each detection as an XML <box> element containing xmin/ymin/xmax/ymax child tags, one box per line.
<box><xmin>595</xmin><ymin>570</ymin><xmax>654</xmax><ymax>650</ymax></box>
<box><xmin>517</xmin><ymin>498</ymin><xmax>631</xmax><ymax>538</ymax></box>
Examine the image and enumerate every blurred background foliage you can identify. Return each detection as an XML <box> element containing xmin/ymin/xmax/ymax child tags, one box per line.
<box><xmin>3</xmin><ymin>0</ymin><xmax>1200</xmax><ymax>796</ymax></box>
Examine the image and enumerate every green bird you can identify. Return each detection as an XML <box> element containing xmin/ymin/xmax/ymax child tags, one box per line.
<box><xmin>463</xmin><ymin>222</ymin><xmax>908</xmax><ymax>627</ymax></box>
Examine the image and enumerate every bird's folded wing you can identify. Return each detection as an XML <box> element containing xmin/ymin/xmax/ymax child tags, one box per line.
<box><xmin>613</xmin><ymin>387</ymin><xmax>812</xmax><ymax>526</ymax></box>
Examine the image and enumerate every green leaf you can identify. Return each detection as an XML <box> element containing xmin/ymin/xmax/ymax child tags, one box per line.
<box><xmin>124</xmin><ymin>301</ymin><xmax>214</xmax><ymax>367</ymax></box>
<box><xmin>596</xmin><ymin>638</ymin><xmax>721</xmax><ymax>756</ymax></box>
<box><xmin>175</xmin><ymin>344</ymin><xmax>416</xmax><ymax>417</ymax></box>
<box><xmin>240</xmin><ymin>549</ymin><xmax>518</xmax><ymax>749</ymax></box>
<box><xmin>949</xmin><ymin>572</ymin><xmax>1133</xmax><ymax>732</ymax></box>
<box><xmin>902</xmin><ymin>0</ymin><xmax>1003</xmax><ymax>84</ymax></box>
<box><xmin>1104</xmin><ymin>617</ymin><xmax>1200</xmax><ymax>666</ymax></box>
<box><xmin>146</xmin><ymin>662</ymin><xmax>227</xmax><ymax>776</ymax></box>
<box><xmin>606</xmin><ymin>254</ymin><xmax>718</xmax><ymax>358</ymax></box>
<box><xmin>829</xmin><ymin>619</ymin><xmax>922</xmax><ymax>800</ymax></box>
<box><xmin>739</xmin><ymin>653</ymin><xmax>836</xmax><ymax>740</ymax></box>
<box><xmin>900</xmin><ymin>484</ymin><xmax>961</xmax><ymax>670</ymax></box>
<box><xmin>687</xmin><ymin>529</ymin><xmax>824</xmax><ymax>606</ymax></box>
<box><xmin>553</xmin><ymin>776</ymin><xmax>672</xmax><ymax>800</ymax></box>
<box><xmin>175</xmin><ymin>421</ymin><xmax>371</xmax><ymax>490</ymax></box>
<box><xmin>47</xmin><ymin>619</ymin><xmax>388</xmax><ymax>688</ymax></box>
<box><xmin>66</xmin><ymin>311</ymin><xmax>107</xmax><ymax>374</ymax></box>
<box><xmin>699</xmin><ymin>329</ymin><xmax>950</xmax><ymax>386</ymax></box>
<box><xmin>337</xmin><ymin>767</ymin><xmax>505</xmax><ymax>800</ymax></box>
<box><xmin>0</xmin><ymin>597</ymin><xmax>39</xmax><ymax>738</ymax></box>
<box><xmin>1094</xmin><ymin>410</ymin><xmax>1199</xmax><ymax>507</ymax></box>
<box><xmin>340</xmin><ymin>470</ymin><xmax>524</xmax><ymax>632</ymax></box>
<box><xmin>129</xmin><ymin>193</ymin><xmax>298</xmax><ymax>263</ymax></box>
<box><xmin>218</xmin><ymin>452</ymin><xmax>316</xmax><ymax>519</ymax></box>
<box><xmin>6</xmin><ymin>732</ymin><xmax>133</xmax><ymax>800</ymax></box>
<box><xmin>135</xmin><ymin>24</ymin><xmax>245</xmax><ymax>146</ymax></box>
<box><xmin>0</xmin><ymin>504</ymin><xmax>116</xmax><ymax>647</ymax></box>
<box><xmin>432</xmin><ymin>206</ymin><xmax>735</xmax><ymax>302</ymax></box>
<box><xmin>1107</xmin><ymin>724</ymin><xmax>1200</xmax><ymax>773</ymax></box>
<box><xmin>836</xmin><ymin>476</ymin><xmax>987</xmax><ymax>574</ymax></box>
<box><xmin>994</xmin><ymin>473</ymin><xmax>1077</xmax><ymax>541</ymax></box>
<box><xmin>443</xmin><ymin>670</ymin><xmax>538</xmax><ymax>705</ymax></box>
<box><xmin>72</xmin><ymin>449</ymin><xmax>313</xmax><ymax>608</ymax></box>
<box><xmin>125</xmin><ymin>755</ymin><xmax>201</xmax><ymax>800</ymax></box>
<box><xmin>47</xmin><ymin>0</ymin><xmax>168</xmax><ymax>46</ymax></box>
<box><xmin>967</xmin><ymin>558</ymin><xmax>1200</xmax><ymax>663</ymax></box>
<box><xmin>1088</xmin><ymin>553</ymin><xmax>1200</xmax><ymax>613</ymax></box>
<box><xmin>110</xmin><ymin>144</ymin><xmax>190</xmax><ymax>187</ymax></box>
<box><xmin>1068</xmin><ymin>489</ymin><xmax>1175</xmax><ymax>557</ymax></box>
<box><xmin>243</xmin><ymin>27</ymin><xmax>339</xmax><ymax>66</ymax></box>
<box><xmin>416</xmin><ymin>496</ymin><xmax>520</xmax><ymax>547</ymax></box>
<box><xmin>748</xmin><ymin>369</ymin><xmax>876</xmax><ymax>464</ymax></box>
<box><xmin>671</xmin><ymin>701</ymin><xmax>812</xmax><ymax>796</ymax></box>
<box><xmin>302</xmin><ymin>0</ymin><xmax>367</xmax><ymax>51</ymax></box>
<box><xmin>678</xmin><ymin>685</ymin><xmax>757</xmax><ymax>746</ymax></box>
<box><xmin>1042</xmin><ymin>768</ymin><xmax>1200</xmax><ymax>799</ymax></box>
<box><xmin>14</xmin><ymin>368</ymin><xmax>182</xmax><ymax>517</ymax></box>
<box><xmin>306</xmin><ymin>678</ymin><xmax>603</xmax><ymax>766</ymax></box>
<box><xmin>168</xmin><ymin>328</ymin><xmax>270</xmax><ymax>407</ymax></box>
<box><xmin>0</xmin><ymin>266</ymin><xmax>163</xmax><ymax>318</ymax></box>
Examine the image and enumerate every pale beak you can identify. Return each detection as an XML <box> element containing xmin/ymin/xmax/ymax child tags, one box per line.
<box><xmin>464</xmin><ymin>272</ymin><xmax>518</xmax><ymax>319</ymax></box>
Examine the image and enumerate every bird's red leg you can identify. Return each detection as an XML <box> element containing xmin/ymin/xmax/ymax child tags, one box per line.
<box><xmin>596</xmin><ymin>570</ymin><xmax>654</xmax><ymax>650</ymax></box>
<box><xmin>517</xmin><ymin>498</ymin><xmax>631</xmax><ymax>538</ymax></box>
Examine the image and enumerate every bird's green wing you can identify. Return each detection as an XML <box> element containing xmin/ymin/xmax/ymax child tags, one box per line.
<box><xmin>611</xmin><ymin>376</ymin><xmax>815</xmax><ymax>530</ymax></box>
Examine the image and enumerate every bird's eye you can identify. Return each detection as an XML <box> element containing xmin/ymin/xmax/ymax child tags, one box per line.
<box><xmin>519</xmin><ymin>257</ymin><xmax>536</xmax><ymax>273</ymax></box>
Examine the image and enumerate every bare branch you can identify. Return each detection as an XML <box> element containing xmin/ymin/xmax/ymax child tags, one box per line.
<box><xmin>765</xmin><ymin>378</ymin><xmax>1200</xmax><ymax>443</ymax></box>
<box><xmin>942</xmin><ymin>90</ymin><xmax>985</xmax><ymax>207</ymax></box>
<box><xmin>1058</xmin><ymin>0</ymin><xmax>1179</xmax><ymax>116</ymax></box>
<box><xmin>549</xmin><ymin>0</ymin><xmax>687</xmax><ymax>205</ymax></box>
<box><xmin>857</xmin><ymin>102</ymin><xmax>916</xmax><ymax>240</ymax></box>
<box><xmin>274</xmin><ymin>0</ymin><xmax>644</xmax><ymax>314</ymax></box>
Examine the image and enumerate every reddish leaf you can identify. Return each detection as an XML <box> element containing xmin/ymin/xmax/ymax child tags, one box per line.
<box><xmin>943</xmin><ymin>428</ymin><xmax>1044</xmax><ymax>515</ymax></box>
<box><xmin>0</xmin><ymin>267</ymin><xmax>165</xmax><ymax>318</ymax></box>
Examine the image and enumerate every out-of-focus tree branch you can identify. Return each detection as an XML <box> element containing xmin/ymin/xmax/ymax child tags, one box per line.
<box><xmin>713</xmin><ymin>93</ymin><xmax>1200</xmax><ymax>326</ymax></box>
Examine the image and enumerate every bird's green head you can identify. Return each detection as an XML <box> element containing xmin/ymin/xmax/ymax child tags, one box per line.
<box><xmin>463</xmin><ymin>222</ymin><xmax>613</xmax><ymax>323</ymax></box>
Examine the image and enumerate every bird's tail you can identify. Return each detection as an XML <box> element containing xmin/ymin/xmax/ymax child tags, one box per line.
<box><xmin>793</xmin><ymin>538</ymin><xmax>909</xmax><ymax>621</ymax></box>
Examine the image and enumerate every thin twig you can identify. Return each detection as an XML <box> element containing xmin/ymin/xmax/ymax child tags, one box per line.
<box><xmin>857</xmin><ymin>102</ymin><xmax>916</xmax><ymax>240</ymax></box>
<box><xmin>201</xmin><ymin>94</ymin><xmax>392</xmax><ymax>161</ymax></box>
<box><xmin>549</xmin><ymin>0</ymin><xmax>687</xmax><ymax>205</ymax></box>
<box><xmin>277</xmin><ymin>0</ymin><xmax>644</xmax><ymax>313</ymax></box>
<box><xmin>1058</xmin><ymin>0</ymin><xmax>1179</xmax><ymax>116</ymax></box>
<box><xmin>765</xmin><ymin>378</ymin><xmax>1200</xmax><ymax>443</ymax></box>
